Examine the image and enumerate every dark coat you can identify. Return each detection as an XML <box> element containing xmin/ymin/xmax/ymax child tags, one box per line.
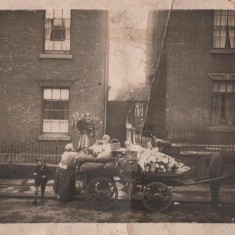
<box><xmin>34</xmin><ymin>164</ymin><xmax>50</xmax><ymax>182</ymax></box>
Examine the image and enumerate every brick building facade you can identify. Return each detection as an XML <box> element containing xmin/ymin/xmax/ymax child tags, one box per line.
<box><xmin>0</xmin><ymin>10</ymin><xmax>108</xmax><ymax>145</ymax></box>
<box><xmin>145</xmin><ymin>10</ymin><xmax>235</xmax><ymax>145</ymax></box>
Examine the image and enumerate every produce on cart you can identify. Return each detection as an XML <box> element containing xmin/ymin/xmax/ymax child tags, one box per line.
<box><xmin>137</xmin><ymin>146</ymin><xmax>190</xmax><ymax>174</ymax></box>
<box><xmin>75</xmin><ymin>134</ymin><xmax>113</xmax><ymax>172</ymax></box>
<box><xmin>74</xmin><ymin>135</ymin><xmax>192</xmax><ymax>212</ymax></box>
<box><xmin>74</xmin><ymin>135</ymin><xmax>119</xmax><ymax>210</ymax></box>
<box><xmin>122</xmin><ymin>142</ymin><xmax>191</xmax><ymax>213</ymax></box>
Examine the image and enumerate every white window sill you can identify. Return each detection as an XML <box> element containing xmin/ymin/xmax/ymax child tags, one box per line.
<box><xmin>210</xmin><ymin>49</ymin><xmax>235</xmax><ymax>54</ymax></box>
<box><xmin>39</xmin><ymin>53</ymin><xmax>73</xmax><ymax>59</ymax></box>
<box><xmin>38</xmin><ymin>134</ymin><xmax>71</xmax><ymax>141</ymax></box>
<box><xmin>209</xmin><ymin>125</ymin><xmax>235</xmax><ymax>132</ymax></box>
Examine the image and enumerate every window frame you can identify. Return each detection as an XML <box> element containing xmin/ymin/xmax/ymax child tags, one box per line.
<box><xmin>44</xmin><ymin>9</ymin><xmax>71</xmax><ymax>54</ymax></box>
<box><xmin>41</xmin><ymin>87</ymin><xmax>70</xmax><ymax>134</ymax></box>
<box><xmin>213</xmin><ymin>10</ymin><xmax>235</xmax><ymax>49</ymax></box>
<box><xmin>134</xmin><ymin>101</ymin><xmax>147</xmax><ymax>132</ymax></box>
<box><xmin>209</xmin><ymin>73</ymin><xmax>235</xmax><ymax>132</ymax></box>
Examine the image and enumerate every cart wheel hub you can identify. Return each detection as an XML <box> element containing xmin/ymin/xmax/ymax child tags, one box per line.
<box><xmin>153</xmin><ymin>193</ymin><xmax>162</xmax><ymax>200</ymax></box>
<box><xmin>98</xmin><ymin>191</ymin><xmax>105</xmax><ymax>196</ymax></box>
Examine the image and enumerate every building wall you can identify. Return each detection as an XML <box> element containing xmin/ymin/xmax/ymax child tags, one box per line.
<box><xmin>145</xmin><ymin>52</ymin><xmax>167</xmax><ymax>134</ymax></box>
<box><xmin>0</xmin><ymin>10</ymin><xmax>108</xmax><ymax>144</ymax></box>
<box><xmin>165</xmin><ymin>10</ymin><xmax>235</xmax><ymax>132</ymax></box>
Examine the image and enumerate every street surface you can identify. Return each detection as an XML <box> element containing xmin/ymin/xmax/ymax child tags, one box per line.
<box><xmin>0</xmin><ymin>179</ymin><xmax>235</xmax><ymax>223</ymax></box>
<box><xmin>0</xmin><ymin>198</ymin><xmax>235</xmax><ymax>223</ymax></box>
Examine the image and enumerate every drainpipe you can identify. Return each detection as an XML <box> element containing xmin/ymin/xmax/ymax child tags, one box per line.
<box><xmin>103</xmin><ymin>10</ymin><xmax>109</xmax><ymax>135</ymax></box>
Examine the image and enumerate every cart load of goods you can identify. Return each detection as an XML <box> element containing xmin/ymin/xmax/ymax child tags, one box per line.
<box><xmin>76</xmin><ymin>136</ymin><xmax>115</xmax><ymax>173</ymax></box>
<box><xmin>136</xmin><ymin>146</ymin><xmax>190</xmax><ymax>174</ymax></box>
<box><xmin>75</xmin><ymin>135</ymin><xmax>190</xmax><ymax>175</ymax></box>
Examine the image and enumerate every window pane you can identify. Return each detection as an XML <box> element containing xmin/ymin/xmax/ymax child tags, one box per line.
<box><xmin>43</xmin><ymin>120</ymin><xmax>52</xmax><ymax>132</ymax></box>
<box><xmin>221</xmin><ymin>13</ymin><xmax>227</xmax><ymax>26</ymax></box>
<box><xmin>214</xmin><ymin>10</ymin><xmax>220</xmax><ymax>16</ymax></box>
<box><xmin>64</xmin><ymin>19</ymin><xmax>71</xmax><ymax>29</ymax></box>
<box><xmin>213</xmin><ymin>81</ymin><xmax>220</xmax><ymax>92</ymax></box>
<box><xmin>51</xmin><ymin>120</ymin><xmax>60</xmax><ymax>133</ymax></box>
<box><xmin>50</xmin><ymin>28</ymin><xmax>65</xmax><ymax>41</ymax></box>
<box><xmin>135</xmin><ymin>103</ymin><xmax>144</xmax><ymax>117</ymax></box>
<box><xmin>228</xmin><ymin>10</ymin><xmax>235</xmax><ymax>16</ymax></box>
<box><xmin>45</xmin><ymin>19</ymin><xmax>52</xmax><ymax>29</ymax></box>
<box><xmin>45</xmin><ymin>28</ymin><xmax>52</xmax><ymax>40</ymax></box>
<box><xmin>228</xmin><ymin>15</ymin><xmax>235</xmax><ymax>26</ymax></box>
<box><xmin>45</xmin><ymin>40</ymin><xmax>54</xmax><ymax>51</ymax></box>
<box><xmin>65</xmin><ymin>29</ymin><xmax>70</xmax><ymax>40</ymax></box>
<box><xmin>52</xmin><ymin>89</ymin><xmax>61</xmax><ymax>100</ymax></box>
<box><xmin>61</xmin><ymin>40</ymin><xmax>70</xmax><ymax>51</ymax></box>
<box><xmin>219</xmin><ymin>28</ymin><xmax>226</xmax><ymax>48</ymax></box>
<box><xmin>43</xmin><ymin>89</ymin><xmax>52</xmax><ymax>99</ymax></box>
<box><xmin>59</xmin><ymin>111</ymin><xmax>64</xmax><ymax>120</ymax></box>
<box><xmin>219</xmin><ymin>82</ymin><xmax>226</xmax><ymax>92</ymax></box>
<box><xmin>61</xmin><ymin>89</ymin><xmax>69</xmax><ymax>100</ymax></box>
<box><xmin>47</xmin><ymin>120</ymin><xmax>68</xmax><ymax>133</ymax></box>
<box><xmin>61</xmin><ymin>101</ymin><xmax>69</xmax><ymax>110</ymax></box>
<box><xmin>64</xmin><ymin>110</ymin><xmax>69</xmax><ymax>120</ymax></box>
<box><xmin>43</xmin><ymin>100</ymin><xmax>51</xmax><ymax>109</ymax></box>
<box><xmin>226</xmin><ymin>82</ymin><xmax>234</xmax><ymax>93</ymax></box>
<box><xmin>53</xmin><ymin>41</ymin><xmax>63</xmax><ymax>51</ymax></box>
<box><xmin>229</xmin><ymin>29</ymin><xmax>235</xmax><ymax>48</ymax></box>
<box><xmin>54</xmin><ymin>18</ymin><xmax>63</xmax><ymax>27</ymax></box>
<box><xmin>51</xmin><ymin>111</ymin><xmax>61</xmax><ymax>119</ymax></box>
<box><xmin>51</xmin><ymin>101</ymin><xmax>61</xmax><ymax>110</ymax></box>
<box><xmin>43</xmin><ymin>119</ymin><xmax>68</xmax><ymax>133</ymax></box>
<box><xmin>213</xmin><ymin>28</ymin><xmax>220</xmax><ymax>48</ymax></box>
<box><xmin>43</xmin><ymin>110</ymin><xmax>51</xmax><ymax>119</ymax></box>
<box><xmin>60</xmin><ymin>120</ymin><xmax>69</xmax><ymax>133</ymax></box>
<box><xmin>214</xmin><ymin>14</ymin><xmax>221</xmax><ymax>26</ymax></box>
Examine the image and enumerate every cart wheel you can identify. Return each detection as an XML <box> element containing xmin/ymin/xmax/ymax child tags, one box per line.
<box><xmin>85</xmin><ymin>177</ymin><xmax>118</xmax><ymax>210</ymax></box>
<box><xmin>143</xmin><ymin>182</ymin><xmax>172</xmax><ymax>212</ymax></box>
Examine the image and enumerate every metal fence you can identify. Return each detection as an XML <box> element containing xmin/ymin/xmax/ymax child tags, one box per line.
<box><xmin>1</xmin><ymin>128</ymin><xmax>235</xmax><ymax>165</ymax></box>
<box><xmin>140</xmin><ymin>129</ymin><xmax>235</xmax><ymax>152</ymax></box>
<box><xmin>0</xmin><ymin>140</ymin><xmax>65</xmax><ymax>164</ymax></box>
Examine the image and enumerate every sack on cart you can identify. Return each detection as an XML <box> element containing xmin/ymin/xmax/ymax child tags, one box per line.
<box><xmin>79</xmin><ymin>162</ymin><xmax>105</xmax><ymax>173</ymax></box>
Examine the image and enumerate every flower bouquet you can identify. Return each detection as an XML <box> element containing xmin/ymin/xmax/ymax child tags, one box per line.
<box><xmin>72</xmin><ymin>113</ymin><xmax>101</xmax><ymax>149</ymax></box>
<box><xmin>138</xmin><ymin>148</ymin><xmax>190</xmax><ymax>174</ymax></box>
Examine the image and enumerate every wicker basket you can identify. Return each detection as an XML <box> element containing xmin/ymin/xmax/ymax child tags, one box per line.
<box><xmin>110</xmin><ymin>139</ymin><xmax>121</xmax><ymax>151</ymax></box>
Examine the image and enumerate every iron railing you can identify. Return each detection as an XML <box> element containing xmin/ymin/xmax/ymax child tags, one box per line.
<box><xmin>1</xmin><ymin>129</ymin><xmax>235</xmax><ymax>178</ymax></box>
<box><xmin>140</xmin><ymin>129</ymin><xmax>235</xmax><ymax>152</ymax></box>
<box><xmin>0</xmin><ymin>140</ymin><xmax>65</xmax><ymax>164</ymax></box>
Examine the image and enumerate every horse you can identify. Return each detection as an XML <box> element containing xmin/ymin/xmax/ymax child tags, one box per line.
<box><xmin>207</xmin><ymin>150</ymin><xmax>235</xmax><ymax>208</ymax></box>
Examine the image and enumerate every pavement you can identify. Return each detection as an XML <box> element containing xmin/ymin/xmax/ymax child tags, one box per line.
<box><xmin>0</xmin><ymin>178</ymin><xmax>235</xmax><ymax>204</ymax></box>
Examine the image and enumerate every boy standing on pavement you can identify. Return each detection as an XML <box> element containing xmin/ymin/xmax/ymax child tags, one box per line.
<box><xmin>33</xmin><ymin>156</ymin><xmax>50</xmax><ymax>205</ymax></box>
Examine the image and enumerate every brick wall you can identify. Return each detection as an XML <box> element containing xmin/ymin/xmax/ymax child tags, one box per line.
<box><xmin>165</xmin><ymin>10</ymin><xmax>235</xmax><ymax>131</ymax></box>
<box><xmin>150</xmin><ymin>52</ymin><xmax>167</xmax><ymax>133</ymax></box>
<box><xmin>0</xmin><ymin>10</ymin><xmax>107</xmax><ymax>145</ymax></box>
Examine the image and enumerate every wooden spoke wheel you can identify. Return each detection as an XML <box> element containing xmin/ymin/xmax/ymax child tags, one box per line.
<box><xmin>143</xmin><ymin>182</ymin><xmax>172</xmax><ymax>212</ymax></box>
<box><xmin>85</xmin><ymin>177</ymin><xmax>118</xmax><ymax>210</ymax></box>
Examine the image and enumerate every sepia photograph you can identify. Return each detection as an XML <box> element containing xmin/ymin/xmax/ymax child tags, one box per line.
<box><xmin>0</xmin><ymin>0</ymin><xmax>235</xmax><ymax>234</ymax></box>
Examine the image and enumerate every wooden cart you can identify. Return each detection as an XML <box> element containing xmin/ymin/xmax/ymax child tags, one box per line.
<box><xmin>78</xmin><ymin>150</ymin><xmax>232</xmax><ymax>212</ymax></box>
